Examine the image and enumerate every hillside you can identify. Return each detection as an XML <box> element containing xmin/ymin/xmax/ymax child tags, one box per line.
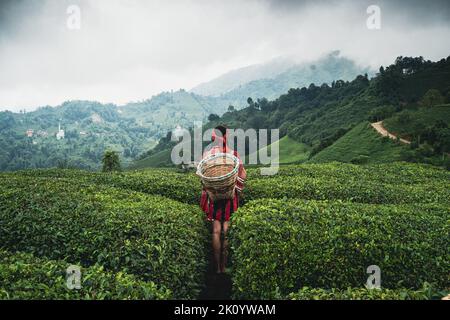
<box><xmin>248</xmin><ymin>136</ymin><xmax>311</xmax><ymax>164</ymax></box>
<box><xmin>190</xmin><ymin>56</ymin><xmax>295</xmax><ymax>96</ymax></box>
<box><xmin>0</xmin><ymin>90</ymin><xmax>224</xmax><ymax>171</ymax></box>
<box><xmin>383</xmin><ymin>104</ymin><xmax>450</xmax><ymax>140</ymax></box>
<box><xmin>0</xmin><ymin>53</ymin><xmax>372</xmax><ymax>172</ymax></box>
<box><xmin>309</xmin><ymin>122</ymin><xmax>405</xmax><ymax>164</ymax></box>
<box><xmin>193</xmin><ymin>51</ymin><xmax>372</xmax><ymax>108</ymax></box>
<box><xmin>204</xmin><ymin>56</ymin><xmax>450</xmax><ymax>168</ymax></box>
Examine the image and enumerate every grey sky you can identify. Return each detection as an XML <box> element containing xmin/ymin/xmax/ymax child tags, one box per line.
<box><xmin>1</xmin><ymin>0</ymin><xmax>450</xmax><ymax>111</ymax></box>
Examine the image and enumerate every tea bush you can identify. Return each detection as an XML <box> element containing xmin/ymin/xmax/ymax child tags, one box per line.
<box><xmin>288</xmin><ymin>284</ymin><xmax>447</xmax><ymax>300</ymax></box>
<box><xmin>11</xmin><ymin>163</ymin><xmax>450</xmax><ymax>206</ymax></box>
<box><xmin>230</xmin><ymin>199</ymin><xmax>449</xmax><ymax>299</ymax></box>
<box><xmin>12</xmin><ymin>169</ymin><xmax>201</xmax><ymax>204</ymax></box>
<box><xmin>0</xmin><ymin>176</ymin><xmax>208</xmax><ymax>299</ymax></box>
<box><xmin>243</xmin><ymin>175</ymin><xmax>450</xmax><ymax>204</ymax></box>
<box><xmin>0</xmin><ymin>250</ymin><xmax>171</xmax><ymax>300</ymax></box>
<box><xmin>246</xmin><ymin>162</ymin><xmax>450</xmax><ymax>186</ymax></box>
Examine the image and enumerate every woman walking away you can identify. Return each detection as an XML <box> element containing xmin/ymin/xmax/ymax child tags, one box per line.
<box><xmin>200</xmin><ymin>125</ymin><xmax>246</xmax><ymax>274</ymax></box>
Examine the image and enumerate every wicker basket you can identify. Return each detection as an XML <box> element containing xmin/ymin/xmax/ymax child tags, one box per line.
<box><xmin>196</xmin><ymin>152</ymin><xmax>239</xmax><ymax>202</ymax></box>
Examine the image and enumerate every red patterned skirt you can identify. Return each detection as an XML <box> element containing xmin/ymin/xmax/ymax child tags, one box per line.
<box><xmin>200</xmin><ymin>190</ymin><xmax>239</xmax><ymax>222</ymax></box>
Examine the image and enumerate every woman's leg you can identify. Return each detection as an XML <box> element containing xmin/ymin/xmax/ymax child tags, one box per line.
<box><xmin>212</xmin><ymin>220</ymin><xmax>222</xmax><ymax>273</ymax></box>
<box><xmin>220</xmin><ymin>221</ymin><xmax>229</xmax><ymax>273</ymax></box>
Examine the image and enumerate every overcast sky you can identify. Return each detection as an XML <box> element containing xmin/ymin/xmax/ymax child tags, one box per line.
<box><xmin>1</xmin><ymin>0</ymin><xmax>450</xmax><ymax>111</ymax></box>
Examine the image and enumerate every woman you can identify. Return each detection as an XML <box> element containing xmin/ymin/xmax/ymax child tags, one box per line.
<box><xmin>200</xmin><ymin>125</ymin><xmax>246</xmax><ymax>274</ymax></box>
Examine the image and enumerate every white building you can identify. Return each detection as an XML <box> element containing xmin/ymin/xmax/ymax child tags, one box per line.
<box><xmin>56</xmin><ymin>122</ymin><xmax>65</xmax><ymax>140</ymax></box>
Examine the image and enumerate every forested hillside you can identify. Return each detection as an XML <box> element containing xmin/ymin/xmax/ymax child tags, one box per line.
<box><xmin>139</xmin><ymin>56</ymin><xmax>450</xmax><ymax>168</ymax></box>
<box><xmin>0</xmin><ymin>91</ymin><xmax>225</xmax><ymax>171</ymax></box>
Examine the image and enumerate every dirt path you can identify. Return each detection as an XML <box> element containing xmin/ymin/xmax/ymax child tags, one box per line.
<box><xmin>198</xmin><ymin>247</ymin><xmax>232</xmax><ymax>300</ymax></box>
<box><xmin>371</xmin><ymin>121</ymin><xmax>411</xmax><ymax>145</ymax></box>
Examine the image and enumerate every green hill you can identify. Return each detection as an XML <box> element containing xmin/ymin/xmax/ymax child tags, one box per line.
<box><xmin>130</xmin><ymin>148</ymin><xmax>172</xmax><ymax>169</ymax></box>
<box><xmin>249</xmin><ymin>136</ymin><xmax>310</xmax><ymax>164</ymax></box>
<box><xmin>309</xmin><ymin>122</ymin><xmax>405</xmax><ymax>164</ymax></box>
<box><xmin>383</xmin><ymin>104</ymin><xmax>450</xmax><ymax>140</ymax></box>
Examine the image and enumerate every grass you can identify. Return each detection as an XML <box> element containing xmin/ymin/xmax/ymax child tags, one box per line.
<box><xmin>309</xmin><ymin>121</ymin><xmax>406</xmax><ymax>164</ymax></box>
<box><xmin>248</xmin><ymin>135</ymin><xmax>311</xmax><ymax>164</ymax></box>
<box><xmin>129</xmin><ymin>148</ymin><xmax>172</xmax><ymax>169</ymax></box>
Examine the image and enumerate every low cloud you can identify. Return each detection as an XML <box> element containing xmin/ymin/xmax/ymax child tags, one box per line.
<box><xmin>1</xmin><ymin>0</ymin><xmax>449</xmax><ymax>111</ymax></box>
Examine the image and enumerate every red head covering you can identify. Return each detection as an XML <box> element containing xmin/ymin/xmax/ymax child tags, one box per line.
<box><xmin>212</xmin><ymin>128</ymin><xmax>229</xmax><ymax>153</ymax></box>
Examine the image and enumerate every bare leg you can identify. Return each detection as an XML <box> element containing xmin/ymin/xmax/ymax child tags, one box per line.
<box><xmin>220</xmin><ymin>221</ymin><xmax>229</xmax><ymax>273</ymax></box>
<box><xmin>212</xmin><ymin>220</ymin><xmax>222</xmax><ymax>273</ymax></box>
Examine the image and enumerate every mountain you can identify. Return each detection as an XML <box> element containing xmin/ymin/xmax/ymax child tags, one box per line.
<box><xmin>0</xmin><ymin>90</ymin><xmax>226</xmax><ymax>171</ymax></box>
<box><xmin>191</xmin><ymin>56</ymin><xmax>295</xmax><ymax>96</ymax></box>
<box><xmin>192</xmin><ymin>51</ymin><xmax>373</xmax><ymax>108</ymax></box>
<box><xmin>138</xmin><ymin>55</ymin><xmax>450</xmax><ymax>169</ymax></box>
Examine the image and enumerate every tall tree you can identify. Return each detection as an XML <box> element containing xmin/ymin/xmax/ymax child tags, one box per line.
<box><xmin>102</xmin><ymin>150</ymin><xmax>121</xmax><ymax>172</ymax></box>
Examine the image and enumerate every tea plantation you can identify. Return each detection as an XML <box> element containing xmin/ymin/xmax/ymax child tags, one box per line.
<box><xmin>0</xmin><ymin>162</ymin><xmax>449</xmax><ymax>299</ymax></box>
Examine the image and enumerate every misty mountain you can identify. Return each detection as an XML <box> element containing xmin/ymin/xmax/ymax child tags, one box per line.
<box><xmin>190</xmin><ymin>56</ymin><xmax>295</xmax><ymax>96</ymax></box>
<box><xmin>192</xmin><ymin>51</ymin><xmax>373</xmax><ymax>108</ymax></box>
<box><xmin>0</xmin><ymin>52</ymin><xmax>374</xmax><ymax>171</ymax></box>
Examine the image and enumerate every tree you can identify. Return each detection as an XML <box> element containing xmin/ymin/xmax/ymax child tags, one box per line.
<box><xmin>208</xmin><ymin>114</ymin><xmax>220</xmax><ymax>122</ymax></box>
<box><xmin>420</xmin><ymin>89</ymin><xmax>445</xmax><ymax>108</ymax></box>
<box><xmin>227</xmin><ymin>105</ymin><xmax>235</xmax><ymax>112</ymax></box>
<box><xmin>102</xmin><ymin>150</ymin><xmax>121</xmax><ymax>172</ymax></box>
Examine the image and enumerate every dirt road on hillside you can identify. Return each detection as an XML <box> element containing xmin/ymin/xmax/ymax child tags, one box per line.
<box><xmin>371</xmin><ymin>121</ymin><xmax>411</xmax><ymax>145</ymax></box>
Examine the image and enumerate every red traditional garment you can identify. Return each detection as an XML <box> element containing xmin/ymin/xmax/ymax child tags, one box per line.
<box><xmin>200</xmin><ymin>130</ymin><xmax>246</xmax><ymax>222</ymax></box>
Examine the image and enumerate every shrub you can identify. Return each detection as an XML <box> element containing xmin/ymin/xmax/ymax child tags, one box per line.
<box><xmin>229</xmin><ymin>199</ymin><xmax>449</xmax><ymax>299</ymax></box>
<box><xmin>350</xmin><ymin>155</ymin><xmax>370</xmax><ymax>164</ymax></box>
<box><xmin>12</xmin><ymin>162</ymin><xmax>450</xmax><ymax>205</ymax></box>
<box><xmin>243</xmin><ymin>175</ymin><xmax>450</xmax><ymax>205</ymax></box>
<box><xmin>0</xmin><ymin>250</ymin><xmax>171</xmax><ymax>300</ymax></box>
<box><xmin>288</xmin><ymin>284</ymin><xmax>447</xmax><ymax>300</ymax></box>
<box><xmin>12</xmin><ymin>168</ymin><xmax>201</xmax><ymax>204</ymax></box>
<box><xmin>0</xmin><ymin>176</ymin><xmax>208</xmax><ymax>299</ymax></box>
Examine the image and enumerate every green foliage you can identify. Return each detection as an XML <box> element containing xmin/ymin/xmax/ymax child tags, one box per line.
<box><xmin>12</xmin><ymin>168</ymin><xmax>202</xmax><ymax>204</ymax></box>
<box><xmin>0</xmin><ymin>250</ymin><xmax>171</xmax><ymax>300</ymax></box>
<box><xmin>248</xmin><ymin>136</ymin><xmax>311</xmax><ymax>164</ymax></box>
<box><xmin>420</xmin><ymin>89</ymin><xmax>445</xmax><ymax>108</ymax></box>
<box><xmin>0</xmin><ymin>175</ymin><xmax>208</xmax><ymax>299</ymax></box>
<box><xmin>288</xmin><ymin>284</ymin><xmax>447</xmax><ymax>300</ymax></box>
<box><xmin>244</xmin><ymin>172</ymin><xmax>449</xmax><ymax>205</ymax></box>
<box><xmin>208</xmin><ymin>114</ymin><xmax>220</xmax><ymax>122</ymax></box>
<box><xmin>13</xmin><ymin>161</ymin><xmax>450</xmax><ymax>206</ymax></box>
<box><xmin>229</xmin><ymin>199</ymin><xmax>449</xmax><ymax>299</ymax></box>
<box><xmin>102</xmin><ymin>150</ymin><xmax>121</xmax><ymax>172</ymax></box>
<box><xmin>309</xmin><ymin>122</ymin><xmax>405</xmax><ymax>164</ymax></box>
<box><xmin>1</xmin><ymin>161</ymin><xmax>448</xmax><ymax>300</ymax></box>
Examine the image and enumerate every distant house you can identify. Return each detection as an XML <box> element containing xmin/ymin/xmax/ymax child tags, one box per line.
<box><xmin>26</xmin><ymin>129</ymin><xmax>33</xmax><ymax>137</ymax></box>
<box><xmin>56</xmin><ymin>123</ymin><xmax>65</xmax><ymax>140</ymax></box>
<box><xmin>79</xmin><ymin>131</ymin><xmax>88</xmax><ymax>136</ymax></box>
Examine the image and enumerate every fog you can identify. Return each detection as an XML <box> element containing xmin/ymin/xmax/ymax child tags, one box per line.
<box><xmin>1</xmin><ymin>0</ymin><xmax>450</xmax><ymax>111</ymax></box>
